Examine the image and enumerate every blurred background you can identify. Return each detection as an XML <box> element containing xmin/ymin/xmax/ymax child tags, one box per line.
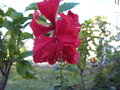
<box><xmin>0</xmin><ymin>0</ymin><xmax>120</xmax><ymax>90</ymax></box>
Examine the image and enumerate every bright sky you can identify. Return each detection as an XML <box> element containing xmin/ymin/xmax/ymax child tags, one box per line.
<box><xmin>0</xmin><ymin>0</ymin><xmax>120</xmax><ymax>23</ymax></box>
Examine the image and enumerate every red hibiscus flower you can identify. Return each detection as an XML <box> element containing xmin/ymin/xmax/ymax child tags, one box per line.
<box><xmin>30</xmin><ymin>0</ymin><xmax>82</xmax><ymax>64</ymax></box>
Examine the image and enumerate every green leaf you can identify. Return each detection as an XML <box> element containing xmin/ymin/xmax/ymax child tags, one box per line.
<box><xmin>66</xmin><ymin>65</ymin><xmax>79</xmax><ymax>73</ymax></box>
<box><xmin>52</xmin><ymin>67</ymin><xmax>61</xmax><ymax>72</ymax></box>
<box><xmin>78</xmin><ymin>58</ymin><xmax>86</xmax><ymax>69</ymax></box>
<box><xmin>58</xmin><ymin>3</ymin><xmax>79</xmax><ymax>13</ymax></box>
<box><xmin>92</xmin><ymin>41</ymin><xmax>97</xmax><ymax>46</ymax></box>
<box><xmin>38</xmin><ymin>15</ymin><xmax>49</xmax><ymax>26</ymax></box>
<box><xmin>16</xmin><ymin>60</ymin><xmax>36</xmax><ymax>79</ymax></box>
<box><xmin>16</xmin><ymin>17</ymin><xmax>28</xmax><ymax>25</ymax></box>
<box><xmin>25</xmin><ymin>3</ymin><xmax>38</xmax><ymax>11</ymax></box>
<box><xmin>10</xmin><ymin>12</ymin><xmax>23</xmax><ymax>20</ymax></box>
<box><xmin>0</xmin><ymin>18</ymin><xmax>4</xmax><ymax>28</ymax></box>
<box><xmin>5</xmin><ymin>7</ymin><xmax>16</xmax><ymax>16</ymax></box>
<box><xmin>20</xmin><ymin>51</ymin><xmax>33</xmax><ymax>59</ymax></box>
<box><xmin>22</xmin><ymin>22</ymin><xmax>30</xmax><ymax>28</ymax></box>
<box><xmin>0</xmin><ymin>8</ymin><xmax>4</xmax><ymax>16</ymax></box>
<box><xmin>80</xmin><ymin>31</ymin><xmax>86</xmax><ymax>38</ymax></box>
<box><xmin>10</xmin><ymin>12</ymin><xmax>28</xmax><ymax>24</ymax></box>
<box><xmin>1</xmin><ymin>42</ymin><xmax>7</xmax><ymax>58</ymax></box>
<box><xmin>3</xmin><ymin>20</ymin><xmax>14</xmax><ymax>30</ymax></box>
<box><xmin>38</xmin><ymin>15</ymin><xmax>47</xmax><ymax>22</ymax></box>
<box><xmin>21</xmin><ymin>32</ymin><xmax>33</xmax><ymax>40</ymax></box>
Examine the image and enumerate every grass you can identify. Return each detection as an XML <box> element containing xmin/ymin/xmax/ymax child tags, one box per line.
<box><xmin>5</xmin><ymin>65</ymin><xmax>96</xmax><ymax>90</ymax></box>
<box><xmin>6</xmin><ymin>66</ymin><xmax>53</xmax><ymax>90</ymax></box>
<box><xmin>4</xmin><ymin>62</ymin><xmax>120</xmax><ymax>90</ymax></box>
<box><xmin>5</xmin><ymin>66</ymin><xmax>76</xmax><ymax>90</ymax></box>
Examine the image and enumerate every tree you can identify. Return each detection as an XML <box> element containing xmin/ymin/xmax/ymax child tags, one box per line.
<box><xmin>0</xmin><ymin>7</ymin><xmax>35</xmax><ymax>90</ymax></box>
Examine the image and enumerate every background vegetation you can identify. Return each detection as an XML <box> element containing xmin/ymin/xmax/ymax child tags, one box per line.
<box><xmin>0</xmin><ymin>1</ymin><xmax>120</xmax><ymax>90</ymax></box>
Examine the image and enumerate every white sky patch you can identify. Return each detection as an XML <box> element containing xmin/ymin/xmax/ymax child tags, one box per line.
<box><xmin>0</xmin><ymin>0</ymin><xmax>120</xmax><ymax>24</ymax></box>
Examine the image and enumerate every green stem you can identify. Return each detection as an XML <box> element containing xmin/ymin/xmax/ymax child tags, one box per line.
<box><xmin>59</xmin><ymin>60</ymin><xmax>63</xmax><ymax>87</ymax></box>
<box><xmin>17</xmin><ymin>30</ymin><xmax>21</xmax><ymax>49</ymax></box>
<box><xmin>79</xmin><ymin>65</ymin><xmax>86</xmax><ymax>90</ymax></box>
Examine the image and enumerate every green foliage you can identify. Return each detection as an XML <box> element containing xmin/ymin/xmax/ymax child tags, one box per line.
<box><xmin>20</xmin><ymin>51</ymin><xmax>33</xmax><ymax>59</ymax></box>
<box><xmin>21</xmin><ymin>32</ymin><xmax>33</xmax><ymax>40</ymax></box>
<box><xmin>16</xmin><ymin>60</ymin><xmax>36</xmax><ymax>79</ymax></box>
<box><xmin>58</xmin><ymin>3</ymin><xmax>79</xmax><ymax>13</ymax></box>
<box><xmin>0</xmin><ymin>8</ymin><xmax>4</xmax><ymax>16</ymax></box>
<box><xmin>25</xmin><ymin>3</ymin><xmax>38</xmax><ymax>11</ymax></box>
<box><xmin>5</xmin><ymin>7</ymin><xmax>16</xmax><ymax>16</ymax></box>
<box><xmin>0</xmin><ymin>9</ymin><xmax>5</xmax><ymax>27</ymax></box>
<box><xmin>5</xmin><ymin>67</ymin><xmax>81</xmax><ymax>90</ymax></box>
<box><xmin>0</xmin><ymin>7</ymin><xmax>35</xmax><ymax>87</ymax></box>
<box><xmin>52</xmin><ymin>66</ymin><xmax>61</xmax><ymax>73</ymax></box>
<box><xmin>10</xmin><ymin>12</ymin><xmax>23</xmax><ymax>20</ymax></box>
<box><xmin>66</xmin><ymin>65</ymin><xmax>79</xmax><ymax>74</ymax></box>
<box><xmin>0</xmin><ymin>18</ymin><xmax>4</xmax><ymax>28</ymax></box>
<box><xmin>38</xmin><ymin>15</ymin><xmax>47</xmax><ymax>22</ymax></box>
<box><xmin>76</xmin><ymin>19</ymin><xmax>98</xmax><ymax>77</ymax></box>
<box><xmin>3</xmin><ymin>20</ymin><xmax>14</xmax><ymax>30</ymax></box>
<box><xmin>94</xmin><ymin>16</ymin><xmax>116</xmax><ymax>64</ymax></box>
<box><xmin>92</xmin><ymin>60</ymin><xmax>120</xmax><ymax>90</ymax></box>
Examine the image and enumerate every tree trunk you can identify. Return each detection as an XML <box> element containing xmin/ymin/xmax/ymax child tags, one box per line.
<box><xmin>0</xmin><ymin>61</ymin><xmax>12</xmax><ymax>90</ymax></box>
<box><xmin>0</xmin><ymin>75</ymin><xmax>7</xmax><ymax>90</ymax></box>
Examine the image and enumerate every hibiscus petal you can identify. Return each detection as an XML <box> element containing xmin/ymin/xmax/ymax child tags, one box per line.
<box><xmin>56</xmin><ymin>13</ymin><xmax>81</xmax><ymax>47</ymax></box>
<box><xmin>30</xmin><ymin>20</ymin><xmax>52</xmax><ymax>37</ymax></box>
<box><xmin>37</xmin><ymin>0</ymin><xmax>61</xmax><ymax>24</ymax></box>
<box><xmin>33</xmin><ymin>36</ymin><xmax>62</xmax><ymax>64</ymax></box>
<box><xmin>57</xmin><ymin>13</ymin><xmax>79</xmax><ymax>35</ymax></box>
<box><xmin>33</xmin><ymin>51</ymin><xmax>47</xmax><ymax>63</ymax></box>
<box><xmin>62</xmin><ymin>46</ymin><xmax>80</xmax><ymax>64</ymax></box>
<box><xmin>57</xmin><ymin>35</ymin><xmax>81</xmax><ymax>47</ymax></box>
<box><xmin>33</xmin><ymin>10</ymin><xmax>40</xmax><ymax>20</ymax></box>
<box><xmin>68</xmin><ymin>10</ymin><xmax>82</xmax><ymax>28</ymax></box>
<box><xmin>33</xmin><ymin>35</ymin><xmax>54</xmax><ymax>52</ymax></box>
<box><xmin>40</xmin><ymin>42</ymin><xmax>61</xmax><ymax>64</ymax></box>
<box><xmin>30</xmin><ymin>11</ymin><xmax>53</xmax><ymax>37</ymax></box>
<box><xmin>33</xmin><ymin>36</ymin><xmax>54</xmax><ymax>63</ymax></box>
